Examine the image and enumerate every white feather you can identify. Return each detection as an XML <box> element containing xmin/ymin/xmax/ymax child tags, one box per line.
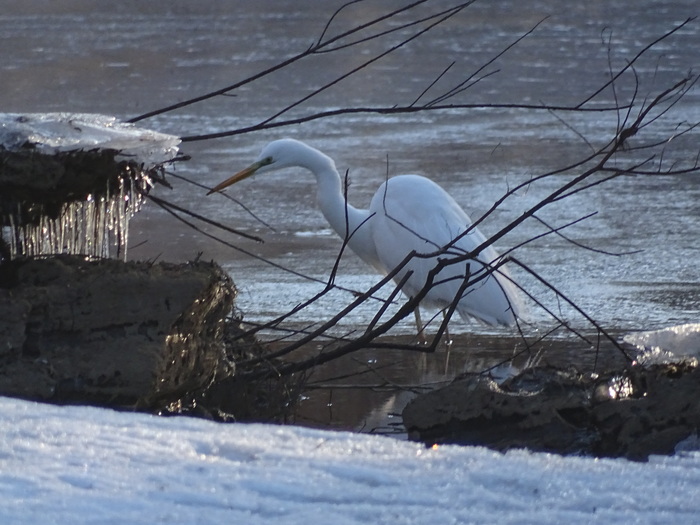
<box><xmin>211</xmin><ymin>139</ymin><xmax>524</xmax><ymax>328</ymax></box>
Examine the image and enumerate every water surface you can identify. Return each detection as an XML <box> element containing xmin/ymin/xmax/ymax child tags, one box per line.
<box><xmin>3</xmin><ymin>0</ymin><xmax>699</xmax><ymax>432</ymax></box>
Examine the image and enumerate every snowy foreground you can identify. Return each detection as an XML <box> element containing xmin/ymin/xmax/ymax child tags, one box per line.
<box><xmin>1</xmin><ymin>397</ymin><xmax>699</xmax><ymax>524</ymax></box>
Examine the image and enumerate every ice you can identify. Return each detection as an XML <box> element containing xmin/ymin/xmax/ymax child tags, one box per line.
<box><xmin>623</xmin><ymin>323</ymin><xmax>700</xmax><ymax>365</ymax></box>
<box><xmin>1</xmin><ymin>113</ymin><xmax>180</xmax><ymax>260</ymax></box>
<box><xmin>5</xmin><ymin>174</ymin><xmax>149</xmax><ymax>260</ymax></box>
<box><xmin>0</xmin><ymin>113</ymin><xmax>180</xmax><ymax>165</ymax></box>
<box><xmin>1</xmin><ymin>396</ymin><xmax>699</xmax><ymax>524</ymax></box>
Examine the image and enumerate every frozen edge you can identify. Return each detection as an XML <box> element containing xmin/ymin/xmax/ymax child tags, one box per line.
<box><xmin>0</xmin><ymin>112</ymin><xmax>180</xmax><ymax>166</ymax></box>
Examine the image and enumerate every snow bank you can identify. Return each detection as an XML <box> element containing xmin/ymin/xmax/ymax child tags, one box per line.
<box><xmin>1</xmin><ymin>397</ymin><xmax>699</xmax><ymax>524</ymax></box>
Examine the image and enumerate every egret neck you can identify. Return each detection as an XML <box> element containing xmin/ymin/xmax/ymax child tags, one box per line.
<box><xmin>306</xmin><ymin>149</ymin><xmax>380</xmax><ymax>270</ymax></box>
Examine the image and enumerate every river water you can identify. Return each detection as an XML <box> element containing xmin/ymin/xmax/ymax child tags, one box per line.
<box><xmin>2</xmin><ymin>0</ymin><xmax>699</xmax><ymax>433</ymax></box>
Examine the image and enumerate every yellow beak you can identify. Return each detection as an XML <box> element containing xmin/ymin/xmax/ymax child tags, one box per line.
<box><xmin>206</xmin><ymin>160</ymin><xmax>264</xmax><ymax>195</ymax></box>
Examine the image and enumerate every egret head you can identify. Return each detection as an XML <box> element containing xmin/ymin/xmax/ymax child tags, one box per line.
<box><xmin>207</xmin><ymin>139</ymin><xmax>317</xmax><ymax>195</ymax></box>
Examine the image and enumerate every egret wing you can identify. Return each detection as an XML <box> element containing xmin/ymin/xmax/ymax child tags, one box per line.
<box><xmin>369</xmin><ymin>175</ymin><xmax>520</xmax><ymax>326</ymax></box>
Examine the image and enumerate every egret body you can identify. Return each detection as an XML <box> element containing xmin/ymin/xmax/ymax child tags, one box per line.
<box><xmin>209</xmin><ymin>139</ymin><xmax>523</xmax><ymax>329</ymax></box>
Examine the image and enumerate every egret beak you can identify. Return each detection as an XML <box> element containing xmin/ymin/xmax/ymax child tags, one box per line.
<box><xmin>206</xmin><ymin>160</ymin><xmax>264</xmax><ymax>195</ymax></box>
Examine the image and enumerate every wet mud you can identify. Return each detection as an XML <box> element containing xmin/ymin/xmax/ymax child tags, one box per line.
<box><xmin>0</xmin><ymin>256</ymin><xmax>234</xmax><ymax>408</ymax></box>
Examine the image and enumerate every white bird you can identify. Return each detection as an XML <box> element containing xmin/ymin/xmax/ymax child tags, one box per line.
<box><xmin>208</xmin><ymin>138</ymin><xmax>523</xmax><ymax>333</ymax></box>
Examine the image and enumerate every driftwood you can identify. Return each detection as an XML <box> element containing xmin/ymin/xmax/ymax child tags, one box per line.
<box><xmin>0</xmin><ymin>255</ymin><xmax>234</xmax><ymax>409</ymax></box>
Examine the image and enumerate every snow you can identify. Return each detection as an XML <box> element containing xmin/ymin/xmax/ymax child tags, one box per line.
<box><xmin>0</xmin><ymin>113</ymin><xmax>180</xmax><ymax>166</ymax></box>
<box><xmin>2</xmin><ymin>397</ymin><xmax>700</xmax><ymax>524</ymax></box>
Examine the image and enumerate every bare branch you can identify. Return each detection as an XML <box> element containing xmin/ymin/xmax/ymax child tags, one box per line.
<box><xmin>145</xmin><ymin>193</ymin><xmax>263</xmax><ymax>243</ymax></box>
<box><xmin>127</xmin><ymin>1</ymin><xmax>472</xmax><ymax>123</ymax></box>
<box><xmin>180</xmin><ymin>102</ymin><xmax>623</xmax><ymax>142</ymax></box>
<box><xmin>127</xmin><ymin>12</ymin><xmax>699</xmax><ymax>384</ymax></box>
<box><xmin>575</xmin><ymin>16</ymin><xmax>696</xmax><ymax>108</ymax></box>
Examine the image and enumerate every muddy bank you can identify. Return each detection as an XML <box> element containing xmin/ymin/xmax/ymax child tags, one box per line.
<box><xmin>403</xmin><ymin>362</ymin><xmax>700</xmax><ymax>461</ymax></box>
<box><xmin>0</xmin><ymin>255</ymin><xmax>234</xmax><ymax>408</ymax></box>
<box><xmin>1</xmin><ymin>256</ymin><xmax>697</xmax><ymax>461</ymax></box>
<box><xmin>0</xmin><ymin>114</ymin><xmax>292</xmax><ymax>420</ymax></box>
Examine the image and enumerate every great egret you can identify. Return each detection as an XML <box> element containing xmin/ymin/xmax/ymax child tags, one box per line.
<box><xmin>208</xmin><ymin>138</ymin><xmax>523</xmax><ymax>332</ymax></box>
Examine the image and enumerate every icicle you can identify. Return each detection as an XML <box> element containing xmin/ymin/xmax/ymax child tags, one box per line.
<box><xmin>2</xmin><ymin>161</ymin><xmax>162</xmax><ymax>261</ymax></box>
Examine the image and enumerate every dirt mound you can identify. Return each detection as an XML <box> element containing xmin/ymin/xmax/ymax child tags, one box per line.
<box><xmin>0</xmin><ymin>255</ymin><xmax>233</xmax><ymax>409</ymax></box>
<box><xmin>403</xmin><ymin>362</ymin><xmax>700</xmax><ymax>460</ymax></box>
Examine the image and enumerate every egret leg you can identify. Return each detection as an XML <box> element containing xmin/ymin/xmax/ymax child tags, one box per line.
<box><xmin>443</xmin><ymin>311</ymin><xmax>453</xmax><ymax>373</ymax></box>
<box><xmin>413</xmin><ymin>307</ymin><xmax>427</xmax><ymax>344</ymax></box>
<box><xmin>443</xmin><ymin>316</ymin><xmax>452</xmax><ymax>347</ymax></box>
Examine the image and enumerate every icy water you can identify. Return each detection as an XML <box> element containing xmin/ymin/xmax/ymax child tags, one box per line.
<box><xmin>3</xmin><ymin>1</ymin><xmax>699</xmax><ymax>432</ymax></box>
